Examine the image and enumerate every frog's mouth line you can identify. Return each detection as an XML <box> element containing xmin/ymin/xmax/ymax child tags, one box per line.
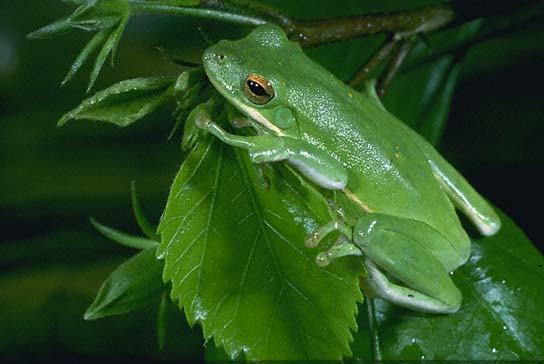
<box><xmin>203</xmin><ymin>64</ymin><xmax>285</xmax><ymax>137</ymax></box>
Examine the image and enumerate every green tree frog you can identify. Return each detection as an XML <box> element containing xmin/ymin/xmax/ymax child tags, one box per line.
<box><xmin>195</xmin><ymin>24</ymin><xmax>501</xmax><ymax>314</ymax></box>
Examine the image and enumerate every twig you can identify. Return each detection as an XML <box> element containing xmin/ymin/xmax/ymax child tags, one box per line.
<box><xmin>288</xmin><ymin>5</ymin><xmax>454</xmax><ymax>47</ymax></box>
<box><xmin>377</xmin><ymin>38</ymin><xmax>416</xmax><ymax>97</ymax></box>
<box><xmin>348</xmin><ymin>38</ymin><xmax>399</xmax><ymax>88</ymax></box>
<box><xmin>366</xmin><ymin>298</ymin><xmax>382</xmax><ymax>362</ymax></box>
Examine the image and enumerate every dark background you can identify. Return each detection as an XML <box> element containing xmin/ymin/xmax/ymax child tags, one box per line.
<box><xmin>1</xmin><ymin>0</ymin><xmax>543</xmax><ymax>361</ymax></box>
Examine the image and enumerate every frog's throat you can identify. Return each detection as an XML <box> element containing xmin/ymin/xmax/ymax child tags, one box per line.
<box><xmin>235</xmin><ymin>101</ymin><xmax>285</xmax><ymax>137</ymax></box>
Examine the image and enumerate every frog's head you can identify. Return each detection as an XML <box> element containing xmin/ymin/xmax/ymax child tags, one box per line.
<box><xmin>202</xmin><ymin>24</ymin><xmax>300</xmax><ymax>137</ymax></box>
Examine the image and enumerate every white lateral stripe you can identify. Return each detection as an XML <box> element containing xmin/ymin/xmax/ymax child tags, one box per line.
<box><xmin>237</xmin><ymin>103</ymin><xmax>285</xmax><ymax>136</ymax></box>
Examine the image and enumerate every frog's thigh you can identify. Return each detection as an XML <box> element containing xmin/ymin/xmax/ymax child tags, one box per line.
<box><xmin>354</xmin><ymin>214</ymin><xmax>462</xmax><ymax>313</ymax></box>
<box><xmin>423</xmin><ymin>147</ymin><xmax>501</xmax><ymax>236</ymax></box>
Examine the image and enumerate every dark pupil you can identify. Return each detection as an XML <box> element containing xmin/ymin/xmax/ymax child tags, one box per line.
<box><xmin>247</xmin><ymin>80</ymin><xmax>268</xmax><ymax>96</ymax></box>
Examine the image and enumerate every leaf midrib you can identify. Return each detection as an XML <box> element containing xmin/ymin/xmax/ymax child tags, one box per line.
<box><xmin>233</xmin><ymin>149</ymin><xmax>311</xmax><ymax>359</ymax></box>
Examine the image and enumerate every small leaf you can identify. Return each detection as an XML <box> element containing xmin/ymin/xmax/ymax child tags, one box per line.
<box><xmin>90</xmin><ymin>218</ymin><xmax>158</xmax><ymax>250</ymax></box>
<box><xmin>173</xmin><ymin>66</ymin><xmax>207</xmax><ymax>96</ymax></box>
<box><xmin>69</xmin><ymin>0</ymin><xmax>129</xmax><ymax>32</ymax></box>
<box><xmin>59</xmin><ymin>76</ymin><xmax>175</xmax><ymax>127</ymax></box>
<box><xmin>87</xmin><ymin>16</ymin><xmax>128</xmax><ymax>92</ymax></box>
<box><xmin>27</xmin><ymin>17</ymin><xmax>73</xmax><ymax>39</ymax></box>
<box><xmin>351</xmin><ymin>209</ymin><xmax>544</xmax><ymax>360</ymax></box>
<box><xmin>157</xmin><ymin>134</ymin><xmax>363</xmax><ymax>360</ymax></box>
<box><xmin>84</xmin><ymin>247</ymin><xmax>165</xmax><ymax>320</ymax></box>
<box><xmin>61</xmin><ymin>28</ymin><xmax>110</xmax><ymax>86</ymax></box>
<box><xmin>131</xmin><ymin>181</ymin><xmax>160</xmax><ymax>241</ymax></box>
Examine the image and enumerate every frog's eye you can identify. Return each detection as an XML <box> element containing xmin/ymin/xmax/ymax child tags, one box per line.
<box><xmin>244</xmin><ymin>74</ymin><xmax>274</xmax><ymax>105</ymax></box>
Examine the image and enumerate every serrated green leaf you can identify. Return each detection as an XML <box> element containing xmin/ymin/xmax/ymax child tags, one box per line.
<box><xmin>157</xmin><ymin>134</ymin><xmax>363</xmax><ymax>361</ymax></box>
<box><xmin>352</xmin><ymin>209</ymin><xmax>544</xmax><ymax>360</ymax></box>
<box><xmin>62</xmin><ymin>28</ymin><xmax>110</xmax><ymax>86</ymax></box>
<box><xmin>90</xmin><ymin>218</ymin><xmax>158</xmax><ymax>250</ymax></box>
<box><xmin>84</xmin><ymin>247</ymin><xmax>165</xmax><ymax>320</ymax></box>
<box><xmin>131</xmin><ymin>181</ymin><xmax>160</xmax><ymax>241</ymax></box>
<box><xmin>59</xmin><ymin>76</ymin><xmax>175</xmax><ymax>126</ymax></box>
<box><xmin>87</xmin><ymin>16</ymin><xmax>128</xmax><ymax>92</ymax></box>
<box><xmin>27</xmin><ymin>16</ymin><xmax>73</xmax><ymax>39</ymax></box>
<box><xmin>205</xmin><ymin>342</ymin><xmax>243</xmax><ymax>362</ymax></box>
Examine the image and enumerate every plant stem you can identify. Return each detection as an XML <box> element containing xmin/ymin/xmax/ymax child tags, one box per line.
<box><xmin>377</xmin><ymin>38</ymin><xmax>416</xmax><ymax>97</ymax></box>
<box><xmin>366</xmin><ymin>298</ymin><xmax>382</xmax><ymax>362</ymax></box>
<box><xmin>129</xmin><ymin>0</ymin><xmax>455</xmax><ymax>47</ymax></box>
<box><xmin>348</xmin><ymin>38</ymin><xmax>399</xmax><ymax>88</ymax></box>
<box><xmin>288</xmin><ymin>5</ymin><xmax>454</xmax><ymax>47</ymax></box>
<box><xmin>129</xmin><ymin>0</ymin><xmax>268</xmax><ymax>26</ymax></box>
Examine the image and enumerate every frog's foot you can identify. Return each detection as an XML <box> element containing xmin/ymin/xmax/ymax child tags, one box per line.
<box><xmin>194</xmin><ymin>113</ymin><xmax>211</xmax><ymax>129</ymax></box>
<box><xmin>305</xmin><ymin>221</ymin><xmax>361</xmax><ymax>266</ymax></box>
<box><xmin>305</xmin><ymin>220</ymin><xmax>352</xmax><ymax>248</ymax></box>
<box><xmin>315</xmin><ymin>240</ymin><xmax>362</xmax><ymax>267</ymax></box>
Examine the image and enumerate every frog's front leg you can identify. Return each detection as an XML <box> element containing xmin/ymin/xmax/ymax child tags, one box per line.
<box><xmin>308</xmin><ymin>214</ymin><xmax>462</xmax><ymax>314</ymax></box>
<box><xmin>196</xmin><ymin>116</ymin><xmax>348</xmax><ymax>189</ymax></box>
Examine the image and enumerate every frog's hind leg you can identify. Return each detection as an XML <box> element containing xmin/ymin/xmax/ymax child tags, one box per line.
<box><xmin>362</xmin><ymin>258</ymin><xmax>459</xmax><ymax>314</ymax></box>
<box><xmin>305</xmin><ymin>220</ymin><xmax>362</xmax><ymax>266</ymax></box>
<box><xmin>354</xmin><ymin>214</ymin><xmax>462</xmax><ymax>314</ymax></box>
<box><xmin>420</xmin><ymin>143</ymin><xmax>501</xmax><ymax>236</ymax></box>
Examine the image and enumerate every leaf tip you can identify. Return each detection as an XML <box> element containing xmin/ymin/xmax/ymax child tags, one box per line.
<box><xmin>83</xmin><ymin>308</ymin><xmax>98</xmax><ymax>321</ymax></box>
<box><xmin>57</xmin><ymin>114</ymin><xmax>71</xmax><ymax>127</ymax></box>
<box><xmin>26</xmin><ymin>30</ymin><xmax>41</xmax><ymax>40</ymax></box>
<box><xmin>60</xmin><ymin>73</ymin><xmax>73</xmax><ymax>87</ymax></box>
<box><xmin>83</xmin><ymin>299</ymin><xmax>105</xmax><ymax>321</ymax></box>
<box><xmin>86</xmin><ymin>80</ymin><xmax>95</xmax><ymax>94</ymax></box>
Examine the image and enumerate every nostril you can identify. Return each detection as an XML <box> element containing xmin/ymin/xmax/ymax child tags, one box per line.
<box><xmin>218</xmin><ymin>54</ymin><xmax>225</xmax><ymax>60</ymax></box>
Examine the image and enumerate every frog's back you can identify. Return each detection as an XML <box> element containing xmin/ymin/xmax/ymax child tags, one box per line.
<box><xmin>292</xmin><ymin>76</ymin><xmax>468</xmax><ymax>246</ymax></box>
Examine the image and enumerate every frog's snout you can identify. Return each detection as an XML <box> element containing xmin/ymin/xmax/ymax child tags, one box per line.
<box><xmin>202</xmin><ymin>41</ymin><xmax>230</xmax><ymax>66</ymax></box>
<box><xmin>204</xmin><ymin>49</ymin><xmax>226</xmax><ymax>61</ymax></box>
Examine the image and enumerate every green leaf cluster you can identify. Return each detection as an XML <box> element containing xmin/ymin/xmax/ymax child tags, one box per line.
<box><xmin>28</xmin><ymin>0</ymin><xmax>133</xmax><ymax>90</ymax></box>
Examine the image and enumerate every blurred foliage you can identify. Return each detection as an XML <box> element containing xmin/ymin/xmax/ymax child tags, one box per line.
<box><xmin>1</xmin><ymin>0</ymin><xmax>544</xmax><ymax>362</ymax></box>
